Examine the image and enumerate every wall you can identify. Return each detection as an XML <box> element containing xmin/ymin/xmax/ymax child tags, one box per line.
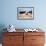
<box><xmin>0</xmin><ymin>0</ymin><xmax>46</xmax><ymax>44</ymax></box>
<box><xmin>0</xmin><ymin>0</ymin><xmax>46</xmax><ymax>29</ymax></box>
<box><xmin>0</xmin><ymin>0</ymin><xmax>46</xmax><ymax>28</ymax></box>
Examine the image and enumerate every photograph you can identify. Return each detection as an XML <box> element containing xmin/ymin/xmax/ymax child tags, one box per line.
<box><xmin>17</xmin><ymin>7</ymin><xmax>34</xmax><ymax>20</ymax></box>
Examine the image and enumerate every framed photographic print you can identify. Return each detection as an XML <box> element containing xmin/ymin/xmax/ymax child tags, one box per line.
<box><xmin>17</xmin><ymin>7</ymin><xmax>34</xmax><ymax>20</ymax></box>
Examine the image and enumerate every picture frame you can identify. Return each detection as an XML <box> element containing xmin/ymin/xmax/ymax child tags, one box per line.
<box><xmin>17</xmin><ymin>7</ymin><xmax>34</xmax><ymax>20</ymax></box>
